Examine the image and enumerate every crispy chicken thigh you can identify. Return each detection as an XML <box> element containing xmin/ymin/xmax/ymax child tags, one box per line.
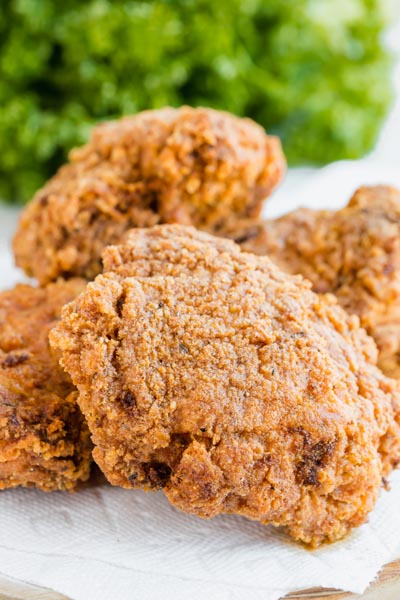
<box><xmin>52</xmin><ymin>225</ymin><xmax>400</xmax><ymax>545</ymax></box>
<box><xmin>0</xmin><ymin>279</ymin><xmax>91</xmax><ymax>491</ymax></box>
<box><xmin>14</xmin><ymin>107</ymin><xmax>284</xmax><ymax>284</ymax></box>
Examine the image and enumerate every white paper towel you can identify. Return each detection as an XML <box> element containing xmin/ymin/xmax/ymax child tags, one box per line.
<box><xmin>0</xmin><ymin>469</ymin><xmax>399</xmax><ymax>600</ymax></box>
<box><xmin>1</xmin><ymin>160</ymin><xmax>400</xmax><ymax>600</ymax></box>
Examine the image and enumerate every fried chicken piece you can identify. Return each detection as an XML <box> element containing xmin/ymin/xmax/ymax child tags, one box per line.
<box><xmin>13</xmin><ymin>107</ymin><xmax>285</xmax><ymax>285</ymax></box>
<box><xmin>51</xmin><ymin>225</ymin><xmax>400</xmax><ymax>546</ymax></box>
<box><xmin>0</xmin><ymin>279</ymin><xmax>92</xmax><ymax>491</ymax></box>
<box><xmin>227</xmin><ymin>186</ymin><xmax>400</xmax><ymax>379</ymax></box>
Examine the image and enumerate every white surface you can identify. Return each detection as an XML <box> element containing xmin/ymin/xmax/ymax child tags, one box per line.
<box><xmin>0</xmin><ymin>470</ymin><xmax>399</xmax><ymax>600</ymax></box>
<box><xmin>0</xmin><ymin>207</ymin><xmax>23</xmax><ymax>290</ymax></box>
<box><xmin>0</xmin><ymin>20</ymin><xmax>400</xmax><ymax>600</ymax></box>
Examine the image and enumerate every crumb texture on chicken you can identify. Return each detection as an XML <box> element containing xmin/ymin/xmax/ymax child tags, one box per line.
<box><xmin>51</xmin><ymin>225</ymin><xmax>400</xmax><ymax>545</ymax></box>
<box><xmin>0</xmin><ymin>279</ymin><xmax>92</xmax><ymax>491</ymax></box>
<box><xmin>228</xmin><ymin>186</ymin><xmax>400</xmax><ymax>380</ymax></box>
<box><xmin>13</xmin><ymin>106</ymin><xmax>285</xmax><ymax>284</ymax></box>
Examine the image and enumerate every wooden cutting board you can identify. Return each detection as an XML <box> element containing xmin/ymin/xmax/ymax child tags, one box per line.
<box><xmin>1</xmin><ymin>559</ymin><xmax>399</xmax><ymax>600</ymax></box>
<box><xmin>287</xmin><ymin>559</ymin><xmax>400</xmax><ymax>598</ymax></box>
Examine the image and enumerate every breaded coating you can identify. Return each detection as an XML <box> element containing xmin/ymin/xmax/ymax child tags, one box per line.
<box><xmin>51</xmin><ymin>225</ymin><xmax>400</xmax><ymax>546</ymax></box>
<box><xmin>13</xmin><ymin>107</ymin><xmax>285</xmax><ymax>285</ymax></box>
<box><xmin>0</xmin><ymin>280</ymin><xmax>92</xmax><ymax>491</ymax></box>
<box><xmin>228</xmin><ymin>186</ymin><xmax>400</xmax><ymax>379</ymax></box>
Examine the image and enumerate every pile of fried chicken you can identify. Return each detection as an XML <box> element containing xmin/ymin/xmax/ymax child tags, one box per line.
<box><xmin>2</xmin><ymin>106</ymin><xmax>400</xmax><ymax>547</ymax></box>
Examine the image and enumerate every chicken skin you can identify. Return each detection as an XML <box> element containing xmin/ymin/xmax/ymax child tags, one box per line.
<box><xmin>0</xmin><ymin>279</ymin><xmax>92</xmax><ymax>491</ymax></box>
<box><xmin>13</xmin><ymin>107</ymin><xmax>285</xmax><ymax>284</ymax></box>
<box><xmin>51</xmin><ymin>225</ymin><xmax>400</xmax><ymax>545</ymax></box>
<box><xmin>228</xmin><ymin>186</ymin><xmax>400</xmax><ymax>379</ymax></box>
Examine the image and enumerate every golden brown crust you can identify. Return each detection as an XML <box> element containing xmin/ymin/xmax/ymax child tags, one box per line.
<box><xmin>13</xmin><ymin>107</ymin><xmax>285</xmax><ymax>284</ymax></box>
<box><xmin>51</xmin><ymin>225</ymin><xmax>400</xmax><ymax>545</ymax></box>
<box><xmin>226</xmin><ymin>186</ymin><xmax>400</xmax><ymax>379</ymax></box>
<box><xmin>0</xmin><ymin>279</ymin><xmax>92</xmax><ymax>491</ymax></box>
